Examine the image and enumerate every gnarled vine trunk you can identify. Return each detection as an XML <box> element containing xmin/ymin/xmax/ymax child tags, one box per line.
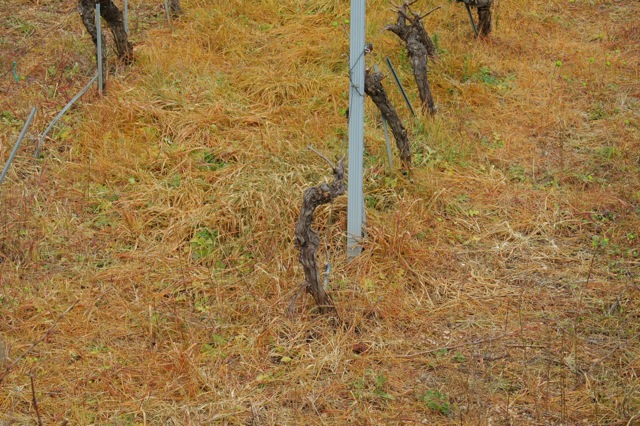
<box><xmin>291</xmin><ymin>159</ymin><xmax>345</xmax><ymax>315</ymax></box>
<box><xmin>476</xmin><ymin>0</ymin><xmax>493</xmax><ymax>37</ymax></box>
<box><xmin>365</xmin><ymin>70</ymin><xmax>411</xmax><ymax>171</ymax></box>
<box><xmin>386</xmin><ymin>2</ymin><xmax>438</xmax><ymax>115</ymax></box>
<box><xmin>78</xmin><ymin>0</ymin><xmax>133</xmax><ymax>91</ymax></box>
<box><xmin>169</xmin><ymin>0</ymin><xmax>182</xmax><ymax>17</ymax></box>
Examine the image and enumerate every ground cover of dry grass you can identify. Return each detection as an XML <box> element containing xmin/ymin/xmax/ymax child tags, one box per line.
<box><xmin>1</xmin><ymin>0</ymin><xmax>639</xmax><ymax>424</ymax></box>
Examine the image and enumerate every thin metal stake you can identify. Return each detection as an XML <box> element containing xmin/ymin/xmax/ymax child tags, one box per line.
<box><xmin>465</xmin><ymin>3</ymin><xmax>479</xmax><ymax>37</ymax></box>
<box><xmin>96</xmin><ymin>2</ymin><xmax>103</xmax><ymax>94</ymax></box>
<box><xmin>35</xmin><ymin>74</ymin><xmax>98</xmax><ymax>158</ymax></box>
<box><xmin>0</xmin><ymin>107</ymin><xmax>36</xmax><ymax>186</ymax></box>
<box><xmin>12</xmin><ymin>62</ymin><xmax>19</xmax><ymax>82</ymax></box>
<box><xmin>374</xmin><ymin>64</ymin><xmax>394</xmax><ymax>169</ymax></box>
<box><xmin>384</xmin><ymin>57</ymin><xmax>415</xmax><ymax>117</ymax></box>
<box><xmin>163</xmin><ymin>0</ymin><xmax>171</xmax><ymax>23</ymax></box>
<box><xmin>124</xmin><ymin>0</ymin><xmax>129</xmax><ymax>35</ymax></box>
<box><xmin>382</xmin><ymin>116</ymin><xmax>393</xmax><ymax>169</ymax></box>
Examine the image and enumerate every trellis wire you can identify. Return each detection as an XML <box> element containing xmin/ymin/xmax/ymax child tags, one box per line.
<box><xmin>385</xmin><ymin>57</ymin><xmax>415</xmax><ymax>117</ymax></box>
<box><xmin>0</xmin><ymin>107</ymin><xmax>37</xmax><ymax>186</ymax></box>
<box><xmin>34</xmin><ymin>74</ymin><xmax>98</xmax><ymax>158</ymax></box>
<box><xmin>96</xmin><ymin>2</ymin><xmax>103</xmax><ymax>94</ymax></box>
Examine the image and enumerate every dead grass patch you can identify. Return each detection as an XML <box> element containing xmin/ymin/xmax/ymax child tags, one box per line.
<box><xmin>1</xmin><ymin>0</ymin><xmax>639</xmax><ymax>424</ymax></box>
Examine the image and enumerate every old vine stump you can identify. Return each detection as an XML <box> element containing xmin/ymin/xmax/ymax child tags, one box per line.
<box><xmin>365</xmin><ymin>70</ymin><xmax>411</xmax><ymax>170</ymax></box>
<box><xmin>292</xmin><ymin>158</ymin><xmax>346</xmax><ymax>315</ymax></box>
<box><xmin>79</xmin><ymin>0</ymin><xmax>133</xmax><ymax>90</ymax></box>
<box><xmin>386</xmin><ymin>2</ymin><xmax>438</xmax><ymax>115</ymax></box>
<box><xmin>169</xmin><ymin>0</ymin><xmax>183</xmax><ymax>17</ymax></box>
<box><xmin>476</xmin><ymin>0</ymin><xmax>493</xmax><ymax>37</ymax></box>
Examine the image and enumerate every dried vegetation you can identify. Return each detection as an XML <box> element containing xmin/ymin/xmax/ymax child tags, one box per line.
<box><xmin>1</xmin><ymin>0</ymin><xmax>639</xmax><ymax>424</ymax></box>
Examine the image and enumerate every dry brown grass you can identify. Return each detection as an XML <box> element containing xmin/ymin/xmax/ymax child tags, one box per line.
<box><xmin>1</xmin><ymin>0</ymin><xmax>639</xmax><ymax>424</ymax></box>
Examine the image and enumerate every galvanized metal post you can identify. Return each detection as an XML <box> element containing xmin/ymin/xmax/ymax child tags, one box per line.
<box><xmin>347</xmin><ymin>0</ymin><xmax>366</xmax><ymax>258</ymax></box>
<box><xmin>96</xmin><ymin>2</ymin><xmax>103</xmax><ymax>94</ymax></box>
<box><xmin>0</xmin><ymin>107</ymin><xmax>36</xmax><ymax>186</ymax></box>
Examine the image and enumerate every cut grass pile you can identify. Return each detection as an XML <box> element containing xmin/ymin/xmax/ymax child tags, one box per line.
<box><xmin>1</xmin><ymin>0</ymin><xmax>639</xmax><ymax>423</ymax></box>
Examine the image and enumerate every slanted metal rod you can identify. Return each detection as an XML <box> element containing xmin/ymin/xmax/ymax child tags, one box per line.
<box><xmin>465</xmin><ymin>3</ymin><xmax>479</xmax><ymax>37</ymax></box>
<box><xmin>0</xmin><ymin>107</ymin><xmax>37</xmax><ymax>186</ymax></box>
<box><xmin>35</xmin><ymin>74</ymin><xmax>98</xmax><ymax>158</ymax></box>
<box><xmin>384</xmin><ymin>58</ymin><xmax>416</xmax><ymax>117</ymax></box>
